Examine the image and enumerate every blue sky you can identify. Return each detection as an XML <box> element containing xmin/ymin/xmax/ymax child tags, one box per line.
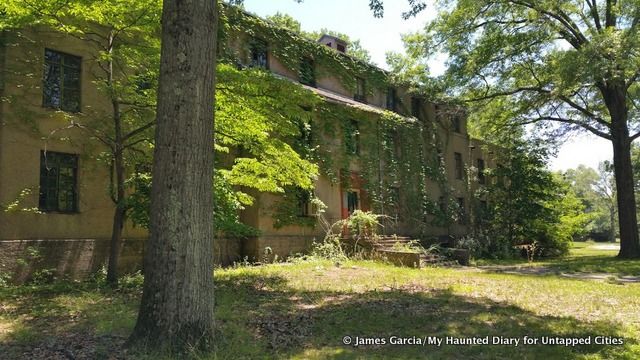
<box><xmin>240</xmin><ymin>0</ymin><xmax>613</xmax><ymax>171</ymax></box>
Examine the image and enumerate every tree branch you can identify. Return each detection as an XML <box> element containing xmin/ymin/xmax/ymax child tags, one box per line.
<box><xmin>521</xmin><ymin>116</ymin><xmax>612</xmax><ymax>140</ymax></box>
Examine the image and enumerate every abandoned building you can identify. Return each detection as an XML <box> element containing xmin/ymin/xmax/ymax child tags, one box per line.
<box><xmin>0</xmin><ymin>6</ymin><xmax>493</xmax><ymax>281</ymax></box>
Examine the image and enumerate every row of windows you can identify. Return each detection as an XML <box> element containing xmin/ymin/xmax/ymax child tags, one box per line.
<box><xmin>453</xmin><ymin>153</ymin><xmax>487</xmax><ymax>183</ymax></box>
<box><xmin>248</xmin><ymin>39</ymin><xmax>464</xmax><ymax>131</ymax></box>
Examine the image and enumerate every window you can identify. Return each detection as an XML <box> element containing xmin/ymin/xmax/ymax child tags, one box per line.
<box><xmin>345</xmin><ymin>120</ymin><xmax>360</xmax><ymax>155</ymax></box>
<box><xmin>43</xmin><ymin>49</ymin><xmax>81</xmax><ymax>112</ymax></box>
<box><xmin>296</xmin><ymin>188</ymin><xmax>313</xmax><ymax>217</ymax></box>
<box><xmin>346</xmin><ymin>190</ymin><xmax>360</xmax><ymax>215</ymax></box>
<box><xmin>336</xmin><ymin>43</ymin><xmax>346</xmax><ymax>53</ymax></box>
<box><xmin>411</xmin><ymin>96</ymin><xmax>421</xmax><ymax>118</ymax></box>
<box><xmin>454</xmin><ymin>152</ymin><xmax>463</xmax><ymax>180</ymax></box>
<box><xmin>457</xmin><ymin>197</ymin><xmax>466</xmax><ymax>223</ymax></box>
<box><xmin>299</xmin><ymin>57</ymin><xmax>316</xmax><ymax>87</ymax></box>
<box><xmin>452</xmin><ymin>115</ymin><xmax>462</xmax><ymax>133</ymax></box>
<box><xmin>438</xmin><ymin>196</ymin><xmax>446</xmax><ymax>213</ymax></box>
<box><xmin>354</xmin><ymin>77</ymin><xmax>366</xmax><ymax>102</ymax></box>
<box><xmin>477</xmin><ymin>158</ymin><xmax>486</xmax><ymax>184</ymax></box>
<box><xmin>386</xmin><ymin>87</ymin><xmax>397</xmax><ymax>111</ymax></box>
<box><xmin>249</xmin><ymin>39</ymin><xmax>268</xmax><ymax>69</ymax></box>
<box><xmin>39</xmin><ymin>151</ymin><xmax>78</xmax><ymax>213</ymax></box>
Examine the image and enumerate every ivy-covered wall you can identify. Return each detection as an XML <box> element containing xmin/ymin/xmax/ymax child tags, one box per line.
<box><xmin>218</xmin><ymin>4</ymin><xmax>497</xmax><ymax>250</ymax></box>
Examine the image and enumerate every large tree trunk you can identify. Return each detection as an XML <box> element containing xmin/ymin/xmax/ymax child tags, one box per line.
<box><xmin>606</xmin><ymin>86</ymin><xmax>640</xmax><ymax>258</ymax></box>
<box><xmin>608</xmin><ymin>206</ymin><xmax>616</xmax><ymax>243</ymax></box>
<box><xmin>129</xmin><ymin>0</ymin><xmax>217</xmax><ymax>352</ymax></box>
<box><xmin>107</xmin><ymin>147</ymin><xmax>126</xmax><ymax>285</ymax></box>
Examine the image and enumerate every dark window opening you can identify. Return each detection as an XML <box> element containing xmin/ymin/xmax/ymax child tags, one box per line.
<box><xmin>386</xmin><ymin>87</ymin><xmax>397</xmax><ymax>111</ymax></box>
<box><xmin>411</xmin><ymin>96</ymin><xmax>421</xmax><ymax>118</ymax></box>
<box><xmin>345</xmin><ymin>120</ymin><xmax>360</xmax><ymax>155</ymax></box>
<box><xmin>39</xmin><ymin>151</ymin><xmax>78</xmax><ymax>213</ymax></box>
<box><xmin>299</xmin><ymin>57</ymin><xmax>316</xmax><ymax>87</ymax></box>
<box><xmin>354</xmin><ymin>77</ymin><xmax>366</xmax><ymax>103</ymax></box>
<box><xmin>454</xmin><ymin>152</ymin><xmax>463</xmax><ymax>180</ymax></box>
<box><xmin>477</xmin><ymin>158</ymin><xmax>486</xmax><ymax>184</ymax></box>
<box><xmin>337</xmin><ymin>43</ymin><xmax>346</xmax><ymax>53</ymax></box>
<box><xmin>452</xmin><ymin>115</ymin><xmax>462</xmax><ymax>133</ymax></box>
<box><xmin>347</xmin><ymin>191</ymin><xmax>360</xmax><ymax>215</ymax></box>
<box><xmin>249</xmin><ymin>39</ymin><xmax>268</xmax><ymax>69</ymax></box>
<box><xmin>296</xmin><ymin>188</ymin><xmax>313</xmax><ymax>217</ymax></box>
<box><xmin>43</xmin><ymin>49</ymin><xmax>81</xmax><ymax>112</ymax></box>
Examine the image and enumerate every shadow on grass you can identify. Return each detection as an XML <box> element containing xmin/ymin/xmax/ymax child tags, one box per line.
<box><xmin>544</xmin><ymin>255</ymin><xmax>640</xmax><ymax>277</ymax></box>
<box><xmin>213</xmin><ymin>271</ymin><xmax>637</xmax><ymax>360</ymax></box>
<box><xmin>0</xmin><ymin>282</ymin><xmax>139</xmax><ymax>359</ymax></box>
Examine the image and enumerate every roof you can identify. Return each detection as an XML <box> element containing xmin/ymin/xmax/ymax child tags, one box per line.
<box><xmin>318</xmin><ymin>34</ymin><xmax>348</xmax><ymax>45</ymax></box>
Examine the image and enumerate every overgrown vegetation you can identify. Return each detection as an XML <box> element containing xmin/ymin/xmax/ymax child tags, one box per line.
<box><xmin>1</xmin><ymin>243</ymin><xmax>638</xmax><ymax>359</ymax></box>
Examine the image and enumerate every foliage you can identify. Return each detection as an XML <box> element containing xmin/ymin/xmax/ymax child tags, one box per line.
<box><xmin>563</xmin><ymin>162</ymin><xmax>618</xmax><ymax>240</ymax></box>
<box><xmin>265</xmin><ymin>12</ymin><xmax>373</xmax><ymax>63</ymax></box>
<box><xmin>397</xmin><ymin>0</ymin><xmax>640</xmax><ymax>257</ymax></box>
<box><xmin>346</xmin><ymin>210</ymin><xmax>382</xmax><ymax>239</ymax></box>
<box><xmin>478</xmin><ymin>137</ymin><xmax>585</xmax><ymax>258</ymax></box>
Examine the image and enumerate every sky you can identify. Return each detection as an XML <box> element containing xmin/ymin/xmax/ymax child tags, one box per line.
<box><xmin>241</xmin><ymin>0</ymin><xmax>613</xmax><ymax>171</ymax></box>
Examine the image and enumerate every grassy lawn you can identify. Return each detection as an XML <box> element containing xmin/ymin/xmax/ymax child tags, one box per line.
<box><xmin>1</xmin><ymin>243</ymin><xmax>639</xmax><ymax>359</ymax></box>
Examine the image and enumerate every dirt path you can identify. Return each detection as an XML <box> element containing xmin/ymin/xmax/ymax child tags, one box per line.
<box><xmin>473</xmin><ymin>264</ymin><xmax>640</xmax><ymax>283</ymax></box>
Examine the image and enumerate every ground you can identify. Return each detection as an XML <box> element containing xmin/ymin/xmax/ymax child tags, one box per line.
<box><xmin>0</xmin><ymin>242</ymin><xmax>638</xmax><ymax>359</ymax></box>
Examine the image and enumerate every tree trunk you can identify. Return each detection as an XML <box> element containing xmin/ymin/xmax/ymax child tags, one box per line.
<box><xmin>129</xmin><ymin>0</ymin><xmax>217</xmax><ymax>352</ymax></box>
<box><xmin>605</xmin><ymin>86</ymin><xmax>640</xmax><ymax>258</ymax></box>
<box><xmin>107</xmin><ymin>147</ymin><xmax>126</xmax><ymax>285</ymax></box>
<box><xmin>609</xmin><ymin>206</ymin><xmax>616</xmax><ymax>243</ymax></box>
<box><xmin>611</xmin><ymin>135</ymin><xmax>640</xmax><ymax>257</ymax></box>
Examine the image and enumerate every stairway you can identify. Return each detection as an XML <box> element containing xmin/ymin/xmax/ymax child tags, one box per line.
<box><xmin>369</xmin><ymin>235</ymin><xmax>459</xmax><ymax>267</ymax></box>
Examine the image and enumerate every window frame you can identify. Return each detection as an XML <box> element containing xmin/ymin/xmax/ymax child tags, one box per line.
<box><xmin>249</xmin><ymin>38</ymin><xmax>269</xmax><ymax>70</ymax></box>
<box><xmin>477</xmin><ymin>158</ymin><xmax>486</xmax><ymax>184</ymax></box>
<box><xmin>42</xmin><ymin>48</ymin><xmax>82</xmax><ymax>113</ymax></box>
<box><xmin>299</xmin><ymin>57</ymin><xmax>316</xmax><ymax>87</ymax></box>
<box><xmin>354</xmin><ymin>77</ymin><xmax>366</xmax><ymax>103</ymax></box>
<box><xmin>39</xmin><ymin>150</ymin><xmax>79</xmax><ymax>214</ymax></box>
<box><xmin>454</xmin><ymin>152</ymin><xmax>464</xmax><ymax>180</ymax></box>
<box><xmin>345</xmin><ymin>120</ymin><xmax>360</xmax><ymax>155</ymax></box>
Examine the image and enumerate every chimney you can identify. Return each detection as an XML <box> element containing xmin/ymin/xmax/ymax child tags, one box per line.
<box><xmin>318</xmin><ymin>34</ymin><xmax>348</xmax><ymax>54</ymax></box>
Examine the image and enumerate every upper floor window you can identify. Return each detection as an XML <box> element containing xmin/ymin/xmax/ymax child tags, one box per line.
<box><xmin>452</xmin><ymin>114</ymin><xmax>462</xmax><ymax>133</ymax></box>
<box><xmin>336</xmin><ymin>43</ymin><xmax>346</xmax><ymax>53</ymax></box>
<box><xmin>249</xmin><ymin>39</ymin><xmax>268</xmax><ymax>69</ymax></box>
<box><xmin>454</xmin><ymin>152</ymin><xmax>464</xmax><ymax>180</ymax></box>
<box><xmin>411</xmin><ymin>96</ymin><xmax>421</xmax><ymax>119</ymax></box>
<box><xmin>477</xmin><ymin>158</ymin><xmax>486</xmax><ymax>184</ymax></box>
<box><xmin>43</xmin><ymin>49</ymin><xmax>81</xmax><ymax>112</ymax></box>
<box><xmin>299</xmin><ymin>57</ymin><xmax>316</xmax><ymax>87</ymax></box>
<box><xmin>39</xmin><ymin>151</ymin><xmax>78</xmax><ymax>213</ymax></box>
<box><xmin>354</xmin><ymin>77</ymin><xmax>366</xmax><ymax>103</ymax></box>
<box><xmin>345</xmin><ymin>120</ymin><xmax>360</xmax><ymax>155</ymax></box>
<box><xmin>386</xmin><ymin>87</ymin><xmax>397</xmax><ymax>111</ymax></box>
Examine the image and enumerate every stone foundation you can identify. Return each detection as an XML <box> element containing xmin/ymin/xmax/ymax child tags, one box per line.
<box><xmin>0</xmin><ymin>237</ymin><xmax>243</xmax><ymax>283</ymax></box>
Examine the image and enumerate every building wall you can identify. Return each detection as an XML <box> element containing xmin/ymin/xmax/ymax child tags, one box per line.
<box><xmin>0</xmin><ymin>12</ymin><xmax>497</xmax><ymax>281</ymax></box>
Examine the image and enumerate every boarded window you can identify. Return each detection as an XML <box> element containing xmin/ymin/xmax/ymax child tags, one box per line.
<box><xmin>39</xmin><ymin>151</ymin><xmax>78</xmax><ymax>213</ymax></box>
<box><xmin>43</xmin><ymin>49</ymin><xmax>81</xmax><ymax>112</ymax></box>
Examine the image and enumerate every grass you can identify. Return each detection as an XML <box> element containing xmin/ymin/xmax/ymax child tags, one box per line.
<box><xmin>475</xmin><ymin>240</ymin><xmax>640</xmax><ymax>277</ymax></box>
<box><xmin>0</xmin><ymin>243</ymin><xmax>639</xmax><ymax>359</ymax></box>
